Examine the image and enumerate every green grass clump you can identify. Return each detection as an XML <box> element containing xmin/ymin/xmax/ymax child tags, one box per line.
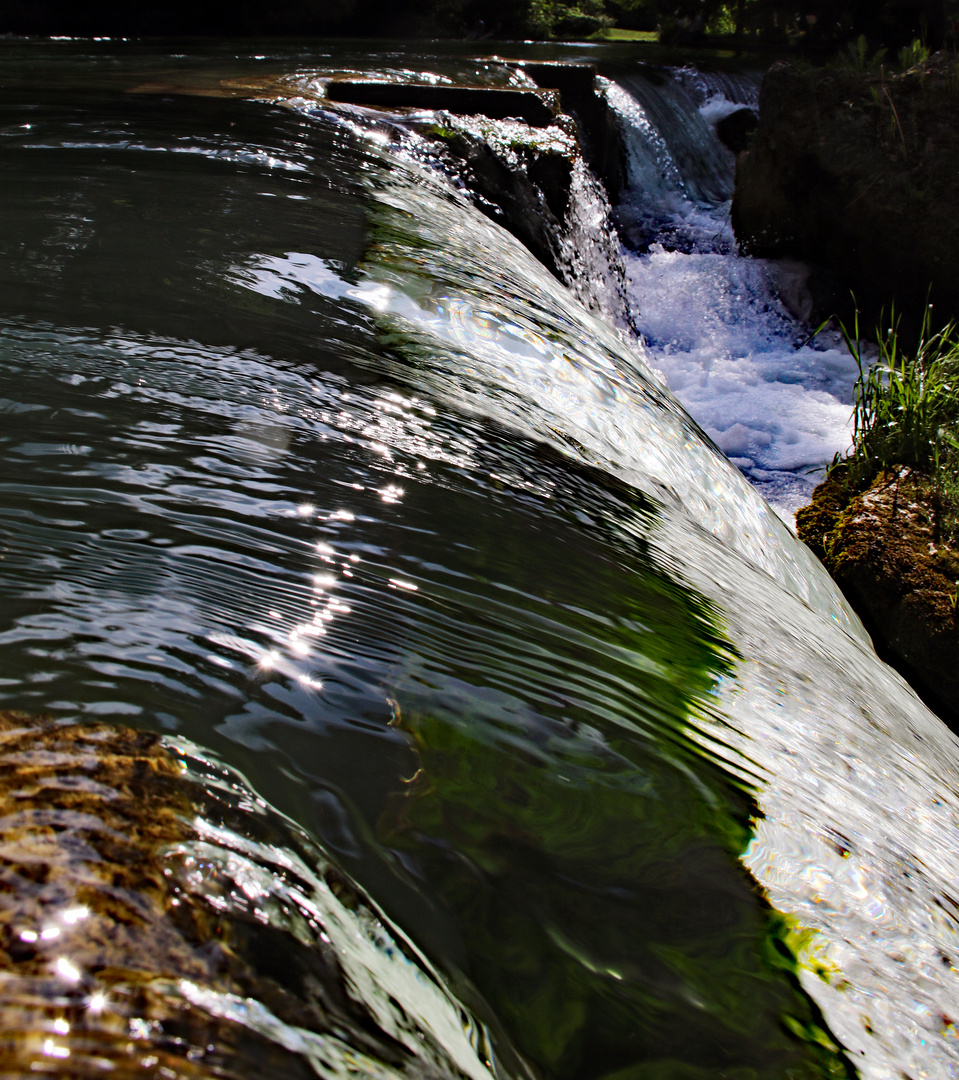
<box><xmin>834</xmin><ymin>302</ymin><xmax>959</xmax><ymax>534</ymax></box>
<box><xmin>588</xmin><ymin>27</ymin><xmax>658</xmax><ymax>41</ymax></box>
<box><xmin>839</xmin><ymin>33</ymin><xmax>888</xmax><ymax>71</ymax></box>
<box><xmin>898</xmin><ymin>37</ymin><xmax>930</xmax><ymax>71</ymax></box>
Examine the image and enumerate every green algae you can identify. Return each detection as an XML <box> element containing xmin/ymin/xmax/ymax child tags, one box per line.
<box><xmin>382</xmin><ymin>694</ymin><xmax>851</xmax><ymax>1079</ymax></box>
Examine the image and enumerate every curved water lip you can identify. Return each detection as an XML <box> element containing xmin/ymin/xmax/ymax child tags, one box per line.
<box><xmin>350</xmin><ymin>152</ymin><xmax>959</xmax><ymax>1079</ymax></box>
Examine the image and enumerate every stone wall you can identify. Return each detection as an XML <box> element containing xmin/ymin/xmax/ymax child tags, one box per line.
<box><xmin>732</xmin><ymin>53</ymin><xmax>959</xmax><ymax>333</ymax></box>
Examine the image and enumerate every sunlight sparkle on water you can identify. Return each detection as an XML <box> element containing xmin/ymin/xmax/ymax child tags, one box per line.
<box><xmin>55</xmin><ymin>958</ymin><xmax>81</xmax><ymax>983</ymax></box>
<box><xmin>87</xmin><ymin>993</ymin><xmax>107</xmax><ymax>1015</ymax></box>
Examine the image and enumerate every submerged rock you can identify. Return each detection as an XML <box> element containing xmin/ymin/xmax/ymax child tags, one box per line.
<box><xmin>796</xmin><ymin>467</ymin><xmax>959</xmax><ymax>727</ymax></box>
<box><xmin>732</xmin><ymin>54</ymin><xmax>959</xmax><ymax>330</ymax></box>
<box><xmin>0</xmin><ymin>712</ymin><xmax>504</xmax><ymax>1079</ymax></box>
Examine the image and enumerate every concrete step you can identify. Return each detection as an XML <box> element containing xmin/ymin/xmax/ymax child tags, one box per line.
<box><xmin>325</xmin><ymin>80</ymin><xmax>559</xmax><ymax>126</ymax></box>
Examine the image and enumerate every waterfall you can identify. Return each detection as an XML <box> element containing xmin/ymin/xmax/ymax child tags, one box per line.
<box><xmin>603</xmin><ymin>64</ymin><xmax>862</xmax><ymax>519</ymax></box>
<box><xmin>607</xmin><ymin>67</ymin><xmax>737</xmax><ymax>206</ymax></box>
<box><xmin>349</xmin><ymin>119</ymin><xmax>959</xmax><ymax>1080</ymax></box>
<box><xmin>399</xmin><ymin>109</ymin><xmax>635</xmax><ymax>331</ymax></box>
<box><xmin>0</xmin><ymin>38</ymin><xmax>958</xmax><ymax>1080</ymax></box>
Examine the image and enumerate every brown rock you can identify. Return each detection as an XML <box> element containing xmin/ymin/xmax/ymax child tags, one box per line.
<box><xmin>0</xmin><ymin>712</ymin><xmax>424</xmax><ymax>1079</ymax></box>
<box><xmin>796</xmin><ymin>467</ymin><xmax>959</xmax><ymax>727</ymax></box>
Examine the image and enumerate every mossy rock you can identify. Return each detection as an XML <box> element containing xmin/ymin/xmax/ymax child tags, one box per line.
<box><xmin>797</xmin><ymin>467</ymin><xmax>959</xmax><ymax>727</ymax></box>
<box><xmin>0</xmin><ymin>711</ymin><xmax>444</xmax><ymax>1079</ymax></box>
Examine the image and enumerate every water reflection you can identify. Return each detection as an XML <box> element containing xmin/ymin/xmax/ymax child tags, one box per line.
<box><xmin>0</xmin><ymin>318</ymin><xmax>835</xmax><ymax>1076</ymax></box>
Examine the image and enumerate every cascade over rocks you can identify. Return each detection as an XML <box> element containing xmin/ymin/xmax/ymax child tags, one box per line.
<box><xmin>419</xmin><ymin>111</ymin><xmax>632</xmax><ymax>327</ymax></box>
<box><xmin>398</xmin><ymin>62</ymin><xmax>632</xmax><ymax>328</ymax></box>
<box><xmin>420</xmin><ymin>115</ymin><xmax>576</xmax><ymax>281</ymax></box>
<box><xmin>320</xmin><ymin>63</ymin><xmax>630</xmax><ymax>324</ymax></box>
<box><xmin>732</xmin><ymin>54</ymin><xmax>959</xmax><ymax>330</ymax></box>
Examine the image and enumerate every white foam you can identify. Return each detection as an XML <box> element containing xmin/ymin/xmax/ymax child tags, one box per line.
<box><xmin>698</xmin><ymin>94</ymin><xmax>756</xmax><ymax>127</ymax></box>
<box><xmin>624</xmin><ymin>222</ymin><xmax>860</xmax><ymax>522</ymax></box>
<box><xmin>607</xmin><ymin>71</ymin><xmax>864</xmax><ymax>524</ymax></box>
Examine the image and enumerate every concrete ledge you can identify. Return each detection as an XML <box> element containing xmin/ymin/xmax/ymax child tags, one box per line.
<box><xmin>504</xmin><ymin>60</ymin><xmax>623</xmax><ymax>199</ymax></box>
<box><xmin>325</xmin><ymin>80</ymin><xmax>558</xmax><ymax>126</ymax></box>
<box><xmin>510</xmin><ymin>61</ymin><xmax>598</xmax><ymax>99</ymax></box>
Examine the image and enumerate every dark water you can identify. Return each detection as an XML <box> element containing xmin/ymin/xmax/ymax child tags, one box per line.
<box><xmin>1</xmin><ymin>37</ymin><xmax>958</xmax><ymax>1080</ymax></box>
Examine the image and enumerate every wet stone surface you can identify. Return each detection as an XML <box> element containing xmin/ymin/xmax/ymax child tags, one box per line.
<box><xmin>0</xmin><ymin>711</ymin><xmax>491</xmax><ymax>1079</ymax></box>
<box><xmin>797</xmin><ymin>466</ymin><xmax>959</xmax><ymax>729</ymax></box>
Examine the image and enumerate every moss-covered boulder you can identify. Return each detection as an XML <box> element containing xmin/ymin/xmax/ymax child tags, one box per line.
<box><xmin>796</xmin><ymin>467</ymin><xmax>959</xmax><ymax>726</ymax></box>
<box><xmin>732</xmin><ymin>54</ymin><xmax>959</xmax><ymax>331</ymax></box>
<box><xmin>0</xmin><ymin>711</ymin><xmax>494</xmax><ymax>1079</ymax></box>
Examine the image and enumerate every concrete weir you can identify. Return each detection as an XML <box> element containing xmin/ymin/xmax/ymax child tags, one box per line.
<box><xmin>510</xmin><ymin>60</ymin><xmax>623</xmax><ymax>198</ymax></box>
<box><xmin>324</xmin><ymin>79</ymin><xmax>559</xmax><ymax>126</ymax></box>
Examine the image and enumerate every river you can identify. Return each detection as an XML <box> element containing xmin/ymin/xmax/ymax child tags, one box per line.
<box><xmin>0</xmin><ymin>36</ymin><xmax>957</xmax><ymax>1080</ymax></box>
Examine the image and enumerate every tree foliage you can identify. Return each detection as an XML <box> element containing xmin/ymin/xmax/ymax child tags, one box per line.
<box><xmin>602</xmin><ymin>0</ymin><xmax>954</xmax><ymax>48</ymax></box>
<box><xmin>1</xmin><ymin>0</ymin><xmax>956</xmax><ymax>44</ymax></box>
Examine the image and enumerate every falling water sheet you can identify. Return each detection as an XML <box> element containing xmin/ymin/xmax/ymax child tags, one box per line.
<box><xmin>352</xmin><ymin>159</ymin><xmax>959</xmax><ymax>1080</ymax></box>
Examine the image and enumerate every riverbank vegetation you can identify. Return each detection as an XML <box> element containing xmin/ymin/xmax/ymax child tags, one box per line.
<box><xmin>724</xmin><ymin>37</ymin><xmax>959</xmax><ymax>723</ymax></box>
<box><xmin>796</xmin><ymin>307</ymin><xmax>959</xmax><ymax>723</ymax></box>
<box><xmin>3</xmin><ymin>0</ymin><xmax>957</xmax><ymax>47</ymax></box>
<box><xmin>837</xmin><ymin>305</ymin><xmax>959</xmax><ymax>523</ymax></box>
